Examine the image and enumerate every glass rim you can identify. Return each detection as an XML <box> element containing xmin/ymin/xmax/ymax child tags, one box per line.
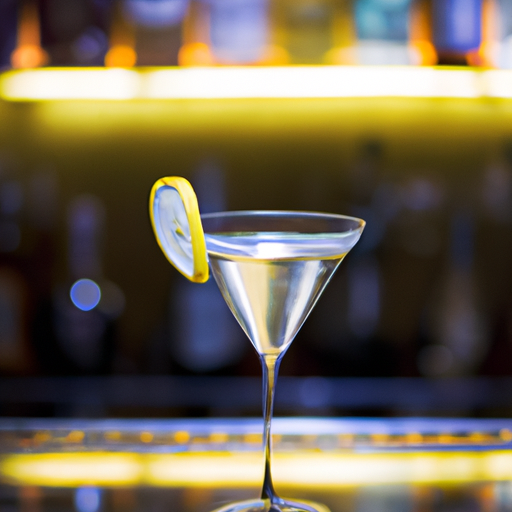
<box><xmin>201</xmin><ymin>210</ymin><xmax>365</xmax><ymax>232</ymax></box>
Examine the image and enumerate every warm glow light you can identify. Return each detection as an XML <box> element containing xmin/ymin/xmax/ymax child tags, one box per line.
<box><xmin>178</xmin><ymin>43</ymin><xmax>215</xmax><ymax>66</ymax></box>
<box><xmin>410</xmin><ymin>41</ymin><xmax>438</xmax><ymax>66</ymax></box>
<box><xmin>11</xmin><ymin>0</ymin><xmax>48</xmax><ymax>69</ymax></box>
<box><xmin>106</xmin><ymin>1</ymin><xmax>137</xmax><ymax>68</ymax></box>
<box><xmin>3</xmin><ymin>450</ymin><xmax>512</xmax><ymax>488</ymax></box>
<box><xmin>174</xmin><ymin>431</ymin><xmax>191</xmax><ymax>444</ymax></box>
<box><xmin>483</xmin><ymin>70</ymin><xmax>512</xmax><ymax>98</ymax></box>
<box><xmin>1</xmin><ymin>453</ymin><xmax>142</xmax><ymax>487</ymax></box>
<box><xmin>408</xmin><ymin>0</ymin><xmax>437</xmax><ymax>66</ymax></box>
<box><xmin>104</xmin><ymin>46</ymin><xmax>138</xmax><ymax>68</ymax></box>
<box><xmin>11</xmin><ymin>45</ymin><xmax>48</xmax><ymax>69</ymax></box>
<box><xmin>2</xmin><ymin>67</ymin><xmax>512</xmax><ymax>102</ymax></box>
<box><xmin>140</xmin><ymin>432</ymin><xmax>154</xmax><ymax>443</ymax></box>
<box><xmin>0</xmin><ymin>69</ymin><xmax>139</xmax><ymax>100</ymax></box>
<box><xmin>147</xmin><ymin>452</ymin><xmax>262</xmax><ymax>487</ymax></box>
<box><xmin>144</xmin><ymin>67</ymin><xmax>481</xmax><ymax>99</ymax></box>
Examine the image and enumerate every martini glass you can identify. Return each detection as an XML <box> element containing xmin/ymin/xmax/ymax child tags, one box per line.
<box><xmin>200</xmin><ymin>211</ymin><xmax>365</xmax><ymax>512</ymax></box>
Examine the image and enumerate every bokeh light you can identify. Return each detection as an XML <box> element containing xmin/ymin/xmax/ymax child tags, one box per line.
<box><xmin>70</xmin><ymin>279</ymin><xmax>101</xmax><ymax>312</ymax></box>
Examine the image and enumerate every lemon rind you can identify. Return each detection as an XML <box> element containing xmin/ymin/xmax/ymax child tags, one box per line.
<box><xmin>149</xmin><ymin>176</ymin><xmax>209</xmax><ymax>283</ymax></box>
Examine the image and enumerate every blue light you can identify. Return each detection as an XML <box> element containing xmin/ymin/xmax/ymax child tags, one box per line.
<box><xmin>433</xmin><ymin>0</ymin><xmax>482</xmax><ymax>53</ymax></box>
<box><xmin>208</xmin><ymin>0</ymin><xmax>268</xmax><ymax>64</ymax></box>
<box><xmin>75</xmin><ymin>487</ymin><xmax>101</xmax><ymax>512</ymax></box>
<box><xmin>123</xmin><ymin>0</ymin><xmax>189</xmax><ymax>27</ymax></box>
<box><xmin>70</xmin><ymin>279</ymin><xmax>101</xmax><ymax>311</ymax></box>
<box><xmin>355</xmin><ymin>0</ymin><xmax>411</xmax><ymax>42</ymax></box>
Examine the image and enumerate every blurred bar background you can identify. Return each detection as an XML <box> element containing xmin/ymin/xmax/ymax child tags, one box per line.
<box><xmin>1</xmin><ymin>0</ymin><xmax>512</xmax><ymax>419</ymax></box>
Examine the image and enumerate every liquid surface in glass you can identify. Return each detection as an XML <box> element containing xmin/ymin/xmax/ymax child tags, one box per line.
<box><xmin>205</xmin><ymin>231</ymin><xmax>348</xmax><ymax>356</ymax></box>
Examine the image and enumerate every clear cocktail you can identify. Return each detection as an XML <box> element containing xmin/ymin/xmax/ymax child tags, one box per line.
<box><xmin>150</xmin><ymin>179</ymin><xmax>365</xmax><ymax>512</ymax></box>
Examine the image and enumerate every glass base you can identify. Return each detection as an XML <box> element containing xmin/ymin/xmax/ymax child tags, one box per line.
<box><xmin>211</xmin><ymin>498</ymin><xmax>331</xmax><ymax>512</ymax></box>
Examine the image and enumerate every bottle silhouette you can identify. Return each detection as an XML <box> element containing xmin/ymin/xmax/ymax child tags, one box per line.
<box><xmin>0</xmin><ymin>167</ymin><xmax>34</xmax><ymax>375</ymax></box>
<box><xmin>33</xmin><ymin>194</ymin><xmax>122</xmax><ymax>375</ymax></box>
<box><xmin>166</xmin><ymin>160</ymin><xmax>247</xmax><ymax>375</ymax></box>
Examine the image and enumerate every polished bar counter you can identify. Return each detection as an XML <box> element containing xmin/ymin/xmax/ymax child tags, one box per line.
<box><xmin>1</xmin><ymin>417</ymin><xmax>512</xmax><ymax>512</ymax></box>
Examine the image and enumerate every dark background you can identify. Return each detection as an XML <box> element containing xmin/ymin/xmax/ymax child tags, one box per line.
<box><xmin>2</xmin><ymin>0</ymin><xmax>512</xmax><ymax>419</ymax></box>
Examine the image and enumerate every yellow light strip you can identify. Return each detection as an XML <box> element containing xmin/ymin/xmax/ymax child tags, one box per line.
<box><xmin>0</xmin><ymin>69</ymin><xmax>140</xmax><ymax>100</ymax></box>
<box><xmin>1</xmin><ymin>453</ymin><xmax>142</xmax><ymax>487</ymax></box>
<box><xmin>1</xmin><ymin>66</ymin><xmax>512</xmax><ymax>101</ymax></box>
<box><xmin>3</xmin><ymin>450</ymin><xmax>512</xmax><ymax>488</ymax></box>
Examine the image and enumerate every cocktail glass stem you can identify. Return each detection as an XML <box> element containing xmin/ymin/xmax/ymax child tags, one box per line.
<box><xmin>260</xmin><ymin>353</ymin><xmax>284</xmax><ymax>507</ymax></box>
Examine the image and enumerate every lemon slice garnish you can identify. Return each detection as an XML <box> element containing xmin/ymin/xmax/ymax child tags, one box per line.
<box><xmin>149</xmin><ymin>176</ymin><xmax>208</xmax><ymax>283</ymax></box>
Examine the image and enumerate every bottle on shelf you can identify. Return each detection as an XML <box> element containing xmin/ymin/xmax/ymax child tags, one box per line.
<box><xmin>38</xmin><ymin>0</ymin><xmax>111</xmax><ymax>66</ymax></box>
<box><xmin>324</xmin><ymin>0</ymin><xmax>357</xmax><ymax>65</ymax></box>
<box><xmin>0</xmin><ymin>0</ymin><xmax>17</xmax><ymax>69</ymax></box>
<box><xmin>116</xmin><ymin>0</ymin><xmax>188</xmax><ymax>66</ymax></box>
<box><xmin>477</xmin><ymin>143</ymin><xmax>512</xmax><ymax>375</ymax></box>
<box><xmin>493</xmin><ymin>0</ymin><xmax>512</xmax><ymax>68</ymax></box>
<box><xmin>431</xmin><ymin>0</ymin><xmax>484</xmax><ymax>65</ymax></box>
<box><xmin>408</xmin><ymin>0</ymin><xmax>437</xmax><ymax>65</ymax></box>
<box><xmin>32</xmin><ymin>194</ymin><xmax>124</xmax><ymax>375</ymax></box>
<box><xmin>166</xmin><ymin>160</ymin><xmax>247</xmax><ymax>375</ymax></box>
<box><xmin>104</xmin><ymin>0</ymin><xmax>136</xmax><ymax>66</ymax></box>
<box><xmin>0</xmin><ymin>163</ymin><xmax>34</xmax><ymax>375</ymax></box>
<box><xmin>179</xmin><ymin>0</ymin><xmax>276</xmax><ymax>66</ymax></box>
<box><xmin>178</xmin><ymin>0</ymin><xmax>215</xmax><ymax>66</ymax></box>
<box><xmin>352</xmin><ymin>0</ymin><xmax>415</xmax><ymax>65</ymax></box>
<box><xmin>424</xmin><ymin>211</ymin><xmax>489</xmax><ymax>377</ymax></box>
<box><xmin>270</xmin><ymin>0</ymin><xmax>338</xmax><ymax>64</ymax></box>
<box><xmin>207</xmin><ymin>0</ymin><xmax>269</xmax><ymax>64</ymax></box>
<box><xmin>11</xmin><ymin>0</ymin><xmax>48</xmax><ymax>68</ymax></box>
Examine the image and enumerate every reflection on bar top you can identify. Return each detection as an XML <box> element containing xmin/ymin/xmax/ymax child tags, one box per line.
<box><xmin>1</xmin><ymin>66</ymin><xmax>512</xmax><ymax>101</ymax></box>
<box><xmin>2</xmin><ymin>417</ymin><xmax>512</xmax><ymax>452</ymax></box>
<box><xmin>2</xmin><ymin>419</ymin><xmax>512</xmax><ymax>488</ymax></box>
